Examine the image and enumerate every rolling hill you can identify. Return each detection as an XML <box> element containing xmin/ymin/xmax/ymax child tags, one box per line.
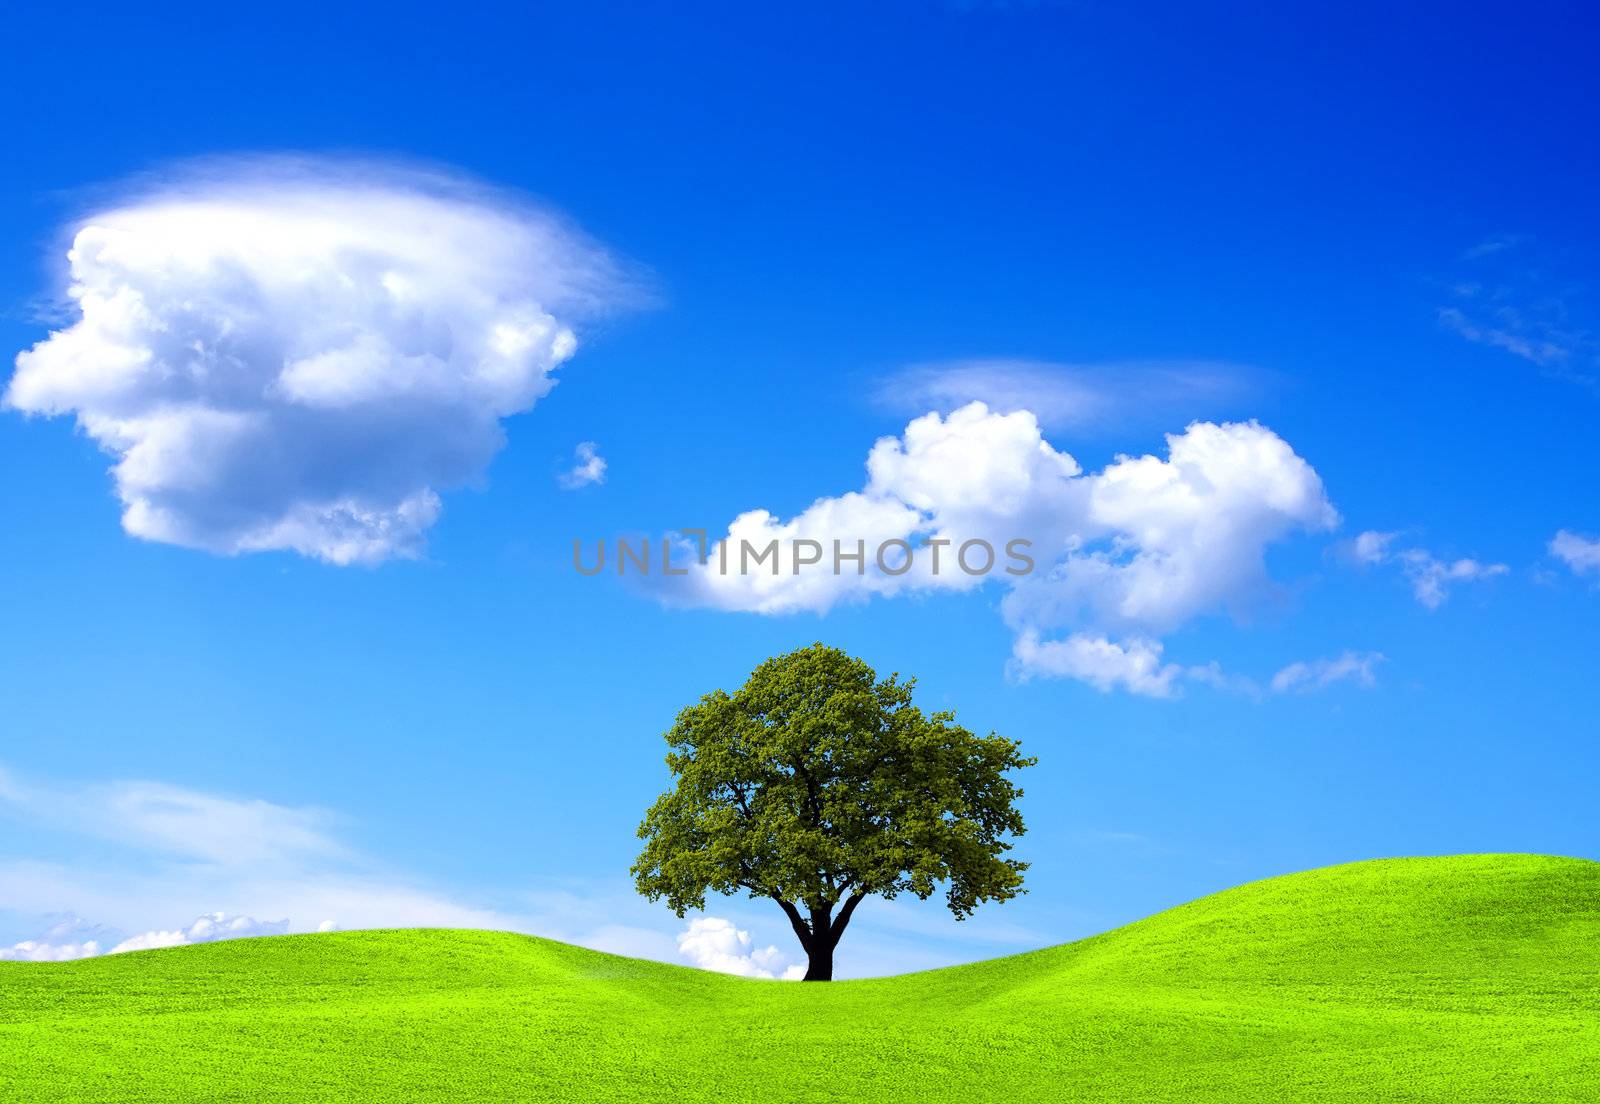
<box><xmin>2</xmin><ymin>854</ymin><xmax>1596</xmax><ymax>1102</ymax></box>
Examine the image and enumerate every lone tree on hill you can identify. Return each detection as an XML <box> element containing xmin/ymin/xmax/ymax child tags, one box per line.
<box><xmin>632</xmin><ymin>643</ymin><xmax>1035</xmax><ymax>981</ymax></box>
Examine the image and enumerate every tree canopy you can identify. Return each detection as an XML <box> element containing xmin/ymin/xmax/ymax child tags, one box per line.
<box><xmin>632</xmin><ymin>643</ymin><xmax>1035</xmax><ymax>980</ymax></box>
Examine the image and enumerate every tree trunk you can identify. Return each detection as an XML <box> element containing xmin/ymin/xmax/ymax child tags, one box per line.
<box><xmin>802</xmin><ymin>943</ymin><xmax>834</xmax><ymax>981</ymax></box>
<box><xmin>802</xmin><ymin>903</ymin><xmax>833</xmax><ymax>981</ymax></box>
<box><xmin>772</xmin><ymin>893</ymin><xmax>865</xmax><ymax>982</ymax></box>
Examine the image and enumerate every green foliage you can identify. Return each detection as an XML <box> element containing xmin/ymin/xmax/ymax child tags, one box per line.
<box><xmin>3</xmin><ymin>856</ymin><xmax>1598</xmax><ymax>1102</ymax></box>
<box><xmin>630</xmin><ymin>644</ymin><xmax>1034</xmax><ymax>976</ymax></box>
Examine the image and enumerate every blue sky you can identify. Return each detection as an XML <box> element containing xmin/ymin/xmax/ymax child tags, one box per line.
<box><xmin>1</xmin><ymin>1</ymin><xmax>1597</xmax><ymax>976</ymax></box>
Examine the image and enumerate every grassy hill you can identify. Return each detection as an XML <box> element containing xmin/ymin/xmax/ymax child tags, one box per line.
<box><xmin>2</xmin><ymin>854</ymin><xmax>1596</xmax><ymax>1102</ymax></box>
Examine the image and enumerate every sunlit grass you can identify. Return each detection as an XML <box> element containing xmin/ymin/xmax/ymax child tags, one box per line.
<box><xmin>3</xmin><ymin>854</ymin><xmax>1596</xmax><ymax>1102</ymax></box>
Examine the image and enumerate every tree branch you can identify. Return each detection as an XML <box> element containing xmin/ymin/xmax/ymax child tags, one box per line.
<box><xmin>828</xmin><ymin>892</ymin><xmax>867</xmax><ymax>948</ymax></box>
<box><xmin>772</xmin><ymin>895</ymin><xmax>813</xmax><ymax>951</ymax></box>
<box><xmin>727</xmin><ymin>781</ymin><xmax>754</xmax><ymax>820</ymax></box>
<box><xmin>792</xmin><ymin>759</ymin><xmax>825</xmax><ymax>829</ymax></box>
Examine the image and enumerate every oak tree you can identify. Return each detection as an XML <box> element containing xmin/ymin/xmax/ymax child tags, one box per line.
<box><xmin>632</xmin><ymin>643</ymin><xmax>1034</xmax><ymax>981</ymax></box>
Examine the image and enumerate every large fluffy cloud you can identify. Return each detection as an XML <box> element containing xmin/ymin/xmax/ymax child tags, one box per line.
<box><xmin>5</xmin><ymin>157</ymin><xmax>629</xmax><ymax>564</ymax></box>
<box><xmin>675</xmin><ymin>917</ymin><xmax>804</xmax><ymax>980</ymax></box>
<box><xmin>664</xmin><ymin>402</ymin><xmax>1338</xmax><ymax>695</ymax></box>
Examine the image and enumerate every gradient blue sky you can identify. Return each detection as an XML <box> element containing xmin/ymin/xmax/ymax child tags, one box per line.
<box><xmin>1</xmin><ymin>1</ymin><xmax>1597</xmax><ymax>976</ymax></box>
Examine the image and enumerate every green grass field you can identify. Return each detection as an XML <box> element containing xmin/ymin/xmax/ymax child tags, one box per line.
<box><xmin>2</xmin><ymin>854</ymin><xmax>1596</xmax><ymax>1102</ymax></box>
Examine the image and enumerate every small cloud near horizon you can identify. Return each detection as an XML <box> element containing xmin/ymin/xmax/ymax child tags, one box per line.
<box><xmin>676</xmin><ymin>916</ymin><xmax>804</xmax><ymax>980</ymax></box>
<box><xmin>0</xmin><ymin>912</ymin><xmax>297</xmax><ymax>961</ymax></box>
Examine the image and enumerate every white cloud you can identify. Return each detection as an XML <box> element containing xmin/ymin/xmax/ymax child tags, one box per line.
<box><xmin>1</xmin><ymin>770</ymin><xmax>345</xmax><ymax>869</ymax></box>
<box><xmin>0</xmin><ymin>767</ymin><xmax>809</xmax><ymax>972</ymax></box>
<box><xmin>675</xmin><ymin>917</ymin><xmax>804</xmax><ymax>980</ymax></box>
<box><xmin>5</xmin><ymin>155</ymin><xmax>631</xmax><ymax>565</ymax></box>
<box><xmin>1550</xmin><ymin>530</ymin><xmax>1600</xmax><ymax>577</ymax></box>
<box><xmin>3</xmin><ymin>912</ymin><xmax>295</xmax><ymax>961</ymax></box>
<box><xmin>0</xmin><ymin>914</ymin><xmax>105</xmax><ymax>960</ymax></box>
<box><xmin>1352</xmin><ymin>529</ymin><xmax>1396</xmax><ymax>564</ymax></box>
<box><xmin>0</xmin><ymin>764</ymin><xmax>517</xmax><ymax>947</ymax></box>
<box><xmin>1352</xmin><ymin>530</ymin><xmax>1508</xmax><ymax>609</ymax></box>
<box><xmin>0</xmin><ymin>938</ymin><xmax>102</xmax><ymax>961</ymax></box>
<box><xmin>1270</xmin><ymin>651</ymin><xmax>1384</xmax><ymax>694</ymax></box>
<box><xmin>105</xmin><ymin>912</ymin><xmax>289</xmax><ymax>954</ymax></box>
<box><xmin>1400</xmin><ymin>553</ymin><xmax>1507</xmax><ymax>610</ymax></box>
<box><xmin>558</xmin><ymin>441</ymin><xmax>607</xmax><ymax>489</ymax></box>
<box><xmin>0</xmin><ymin>915</ymin><xmax>105</xmax><ymax>960</ymax></box>
<box><xmin>1438</xmin><ymin>307</ymin><xmax>1571</xmax><ymax>367</ymax></box>
<box><xmin>663</xmin><ymin>402</ymin><xmax>1337</xmax><ymax>695</ymax></box>
<box><xmin>878</xmin><ymin>358</ymin><xmax>1256</xmax><ymax>430</ymax></box>
<box><xmin>1010</xmin><ymin>632</ymin><xmax>1184</xmax><ymax>698</ymax></box>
